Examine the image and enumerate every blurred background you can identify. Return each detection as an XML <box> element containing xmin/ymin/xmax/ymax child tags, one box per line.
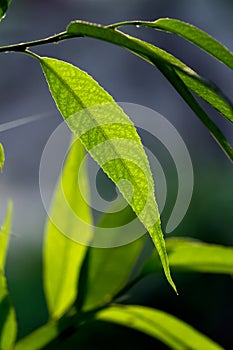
<box><xmin>0</xmin><ymin>0</ymin><xmax>232</xmax><ymax>348</ymax></box>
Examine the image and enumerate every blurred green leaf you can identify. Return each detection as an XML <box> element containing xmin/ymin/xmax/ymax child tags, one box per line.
<box><xmin>0</xmin><ymin>201</ymin><xmax>13</xmax><ymax>271</ymax></box>
<box><xmin>0</xmin><ymin>143</ymin><xmax>5</xmax><ymax>171</ymax></box>
<box><xmin>67</xmin><ymin>21</ymin><xmax>233</xmax><ymax>157</ymax></box>
<box><xmin>41</xmin><ymin>56</ymin><xmax>176</xmax><ymax>292</ymax></box>
<box><xmin>140</xmin><ymin>237</ymin><xmax>233</xmax><ymax>276</ymax></box>
<box><xmin>97</xmin><ymin>305</ymin><xmax>224</xmax><ymax>350</ymax></box>
<box><xmin>43</xmin><ymin>138</ymin><xmax>92</xmax><ymax>319</ymax></box>
<box><xmin>0</xmin><ymin>203</ymin><xmax>17</xmax><ymax>350</ymax></box>
<box><xmin>15</xmin><ymin>322</ymin><xmax>58</xmax><ymax>350</ymax></box>
<box><xmin>0</xmin><ymin>275</ymin><xmax>17</xmax><ymax>350</ymax></box>
<box><xmin>77</xmin><ymin>199</ymin><xmax>145</xmax><ymax>311</ymax></box>
<box><xmin>0</xmin><ymin>0</ymin><xmax>11</xmax><ymax>20</ymax></box>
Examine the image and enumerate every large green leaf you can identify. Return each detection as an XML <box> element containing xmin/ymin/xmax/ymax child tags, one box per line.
<box><xmin>0</xmin><ymin>143</ymin><xmax>4</xmax><ymax>171</ymax></box>
<box><xmin>77</xmin><ymin>200</ymin><xmax>145</xmax><ymax>311</ymax></box>
<box><xmin>0</xmin><ymin>0</ymin><xmax>11</xmax><ymax>20</ymax></box>
<box><xmin>97</xmin><ymin>305</ymin><xmax>224</xmax><ymax>350</ymax></box>
<box><xmin>140</xmin><ymin>237</ymin><xmax>233</xmax><ymax>276</ymax></box>
<box><xmin>40</xmin><ymin>56</ymin><xmax>176</xmax><ymax>292</ymax></box>
<box><xmin>0</xmin><ymin>204</ymin><xmax>17</xmax><ymax>350</ymax></box>
<box><xmin>43</xmin><ymin>137</ymin><xmax>93</xmax><ymax>319</ymax></box>
<box><xmin>66</xmin><ymin>21</ymin><xmax>233</xmax><ymax>159</ymax></box>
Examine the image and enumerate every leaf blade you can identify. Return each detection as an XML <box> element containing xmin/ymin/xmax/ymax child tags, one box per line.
<box><xmin>97</xmin><ymin>305</ymin><xmax>224</xmax><ymax>350</ymax></box>
<box><xmin>40</xmin><ymin>57</ymin><xmax>176</xmax><ymax>292</ymax></box>
<box><xmin>77</xmin><ymin>200</ymin><xmax>146</xmax><ymax>311</ymax></box>
<box><xmin>153</xmin><ymin>61</ymin><xmax>233</xmax><ymax>161</ymax></box>
<box><xmin>43</xmin><ymin>137</ymin><xmax>93</xmax><ymax>319</ymax></box>
<box><xmin>152</xmin><ymin>18</ymin><xmax>233</xmax><ymax>70</ymax></box>
<box><xmin>0</xmin><ymin>0</ymin><xmax>11</xmax><ymax>21</ymax></box>
<box><xmin>0</xmin><ymin>201</ymin><xmax>12</xmax><ymax>270</ymax></box>
<box><xmin>0</xmin><ymin>143</ymin><xmax>5</xmax><ymax>171</ymax></box>
<box><xmin>140</xmin><ymin>237</ymin><xmax>233</xmax><ymax>276</ymax></box>
<box><xmin>67</xmin><ymin>21</ymin><xmax>233</xmax><ymax>151</ymax></box>
<box><xmin>0</xmin><ymin>204</ymin><xmax>17</xmax><ymax>350</ymax></box>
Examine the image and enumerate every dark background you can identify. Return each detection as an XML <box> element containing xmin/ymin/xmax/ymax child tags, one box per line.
<box><xmin>0</xmin><ymin>0</ymin><xmax>232</xmax><ymax>349</ymax></box>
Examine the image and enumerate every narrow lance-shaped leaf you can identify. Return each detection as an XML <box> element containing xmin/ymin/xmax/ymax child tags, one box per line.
<box><xmin>40</xmin><ymin>56</ymin><xmax>176</xmax><ymax>292</ymax></box>
<box><xmin>139</xmin><ymin>237</ymin><xmax>233</xmax><ymax>276</ymax></box>
<box><xmin>128</xmin><ymin>39</ymin><xmax>233</xmax><ymax>123</ymax></box>
<box><xmin>154</xmin><ymin>61</ymin><xmax>233</xmax><ymax>161</ymax></box>
<box><xmin>0</xmin><ymin>143</ymin><xmax>5</xmax><ymax>171</ymax></box>
<box><xmin>0</xmin><ymin>0</ymin><xmax>11</xmax><ymax>21</ymax></box>
<box><xmin>67</xmin><ymin>21</ymin><xmax>233</xmax><ymax>152</ymax></box>
<box><xmin>43</xmin><ymin>137</ymin><xmax>93</xmax><ymax>319</ymax></box>
<box><xmin>68</xmin><ymin>21</ymin><xmax>233</xmax><ymax>120</ymax></box>
<box><xmin>97</xmin><ymin>305</ymin><xmax>224</xmax><ymax>350</ymax></box>
<box><xmin>0</xmin><ymin>203</ymin><xmax>17</xmax><ymax>350</ymax></box>
<box><xmin>108</xmin><ymin>18</ymin><xmax>233</xmax><ymax>71</ymax></box>
<box><xmin>149</xmin><ymin>18</ymin><xmax>233</xmax><ymax>71</ymax></box>
<box><xmin>77</xmin><ymin>199</ymin><xmax>146</xmax><ymax>311</ymax></box>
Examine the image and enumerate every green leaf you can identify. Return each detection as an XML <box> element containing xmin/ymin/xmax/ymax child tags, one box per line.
<box><xmin>67</xmin><ymin>21</ymin><xmax>233</xmax><ymax>154</ymax></box>
<box><xmin>108</xmin><ymin>18</ymin><xmax>233</xmax><ymax>71</ymax></box>
<box><xmin>0</xmin><ymin>204</ymin><xmax>17</xmax><ymax>350</ymax></box>
<box><xmin>0</xmin><ymin>201</ymin><xmax>13</xmax><ymax>271</ymax></box>
<box><xmin>0</xmin><ymin>0</ymin><xmax>11</xmax><ymax>20</ymax></box>
<box><xmin>140</xmin><ymin>238</ymin><xmax>233</xmax><ymax>276</ymax></box>
<box><xmin>15</xmin><ymin>322</ymin><xmax>58</xmax><ymax>350</ymax></box>
<box><xmin>154</xmin><ymin>61</ymin><xmax>233</xmax><ymax>161</ymax></box>
<box><xmin>0</xmin><ymin>274</ymin><xmax>17</xmax><ymax>350</ymax></box>
<box><xmin>97</xmin><ymin>305</ymin><xmax>224</xmax><ymax>350</ymax></box>
<box><xmin>151</xmin><ymin>18</ymin><xmax>233</xmax><ymax>71</ymax></box>
<box><xmin>141</xmin><ymin>44</ymin><xmax>233</xmax><ymax>123</ymax></box>
<box><xmin>40</xmin><ymin>56</ymin><xmax>176</xmax><ymax>292</ymax></box>
<box><xmin>77</xmin><ymin>200</ymin><xmax>145</xmax><ymax>311</ymax></box>
<box><xmin>0</xmin><ymin>143</ymin><xmax>5</xmax><ymax>171</ymax></box>
<box><xmin>43</xmin><ymin>137</ymin><xmax>93</xmax><ymax>319</ymax></box>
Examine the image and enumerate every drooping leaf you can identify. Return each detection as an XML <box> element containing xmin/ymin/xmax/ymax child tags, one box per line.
<box><xmin>153</xmin><ymin>61</ymin><xmax>233</xmax><ymax>161</ymax></box>
<box><xmin>97</xmin><ymin>305</ymin><xmax>224</xmax><ymax>350</ymax></box>
<box><xmin>76</xmin><ymin>199</ymin><xmax>145</xmax><ymax>311</ymax></box>
<box><xmin>140</xmin><ymin>237</ymin><xmax>233</xmax><ymax>276</ymax></box>
<box><xmin>107</xmin><ymin>18</ymin><xmax>233</xmax><ymax>71</ymax></box>
<box><xmin>0</xmin><ymin>0</ymin><xmax>11</xmax><ymax>20</ymax></box>
<box><xmin>40</xmin><ymin>56</ymin><xmax>176</xmax><ymax>292</ymax></box>
<box><xmin>43</xmin><ymin>137</ymin><xmax>93</xmax><ymax>319</ymax></box>
<box><xmin>0</xmin><ymin>143</ymin><xmax>5</xmax><ymax>171</ymax></box>
<box><xmin>0</xmin><ymin>203</ymin><xmax>17</xmax><ymax>350</ymax></box>
<box><xmin>105</xmin><ymin>19</ymin><xmax>233</xmax><ymax>122</ymax></box>
<box><xmin>67</xmin><ymin>21</ymin><xmax>233</xmax><ymax>156</ymax></box>
<box><xmin>139</xmin><ymin>42</ymin><xmax>233</xmax><ymax>123</ymax></box>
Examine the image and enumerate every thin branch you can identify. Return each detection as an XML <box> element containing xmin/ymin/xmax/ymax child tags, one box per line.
<box><xmin>0</xmin><ymin>31</ymin><xmax>77</xmax><ymax>53</ymax></box>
